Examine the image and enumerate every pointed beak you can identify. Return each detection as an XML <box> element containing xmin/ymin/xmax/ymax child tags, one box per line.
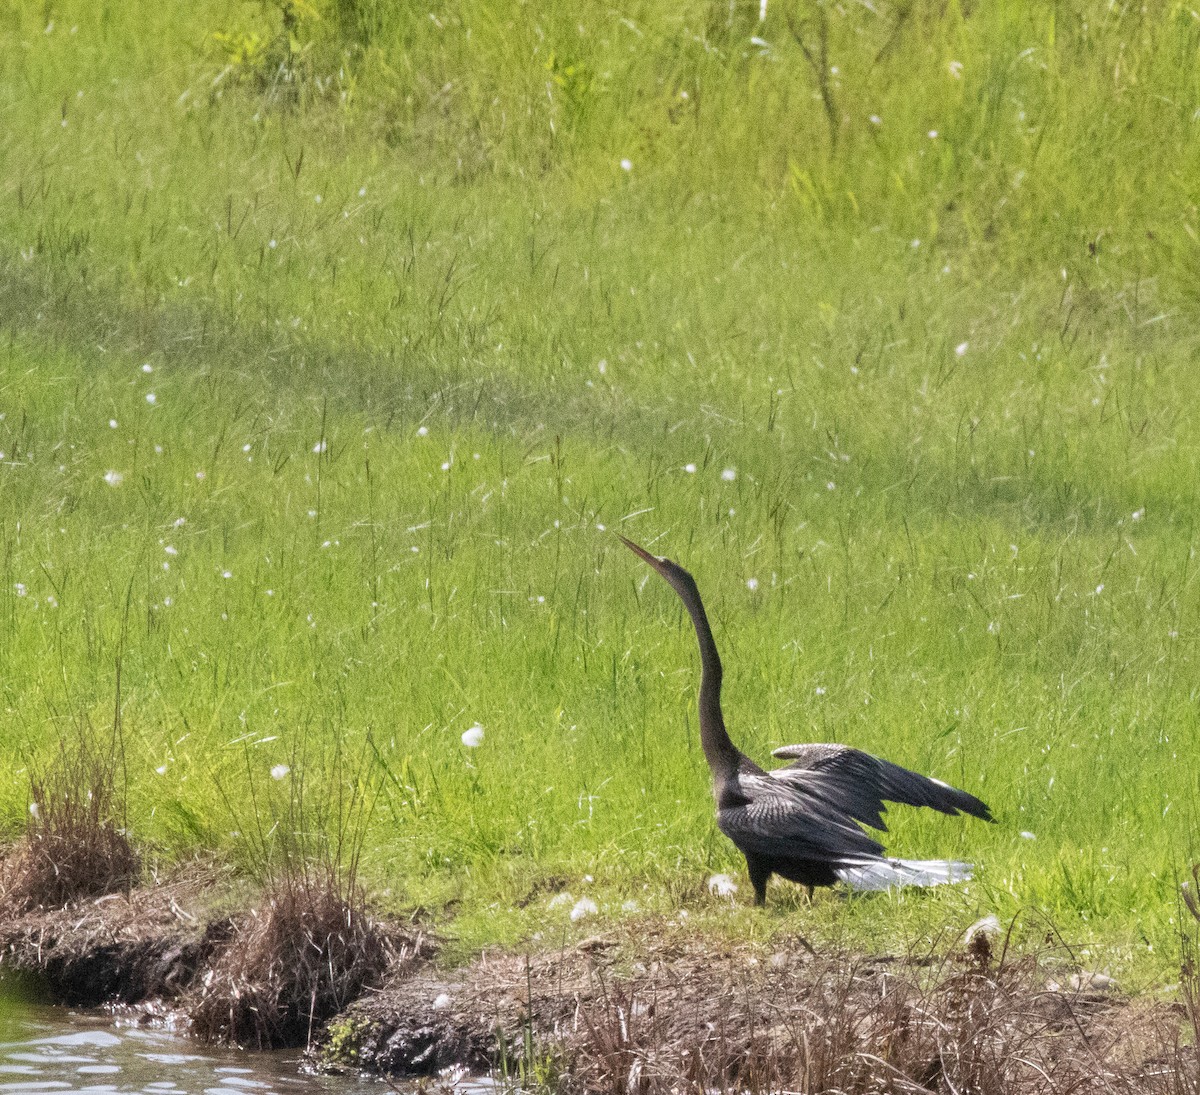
<box><xmin>617</xmin><ymin>534</ymin><xmax>669</xmax><ymax>574</ymax></box>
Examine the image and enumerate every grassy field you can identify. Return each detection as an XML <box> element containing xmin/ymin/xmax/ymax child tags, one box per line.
<box><xmin>2</xmin><ymin>0</ymin><xmax>1200</xmax><ymax>982</ymax></box>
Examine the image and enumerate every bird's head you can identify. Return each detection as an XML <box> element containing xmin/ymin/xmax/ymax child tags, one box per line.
<box><xmin>618</xmin><ymin>535</ymin><xmax>700</xmax><ymax>599</ymax></box>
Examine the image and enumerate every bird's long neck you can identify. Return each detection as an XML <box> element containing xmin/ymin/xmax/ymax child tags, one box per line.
<box><xmin>677</xmin><ymin>586</ymin><xmax>741</xmax><ymax>780</ymax></box>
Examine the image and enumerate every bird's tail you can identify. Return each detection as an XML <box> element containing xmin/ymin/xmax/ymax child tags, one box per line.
<box><xmin>834</xmin><ymin>858</ymin><xmax>974</xmax><ymax>891</ymax></box>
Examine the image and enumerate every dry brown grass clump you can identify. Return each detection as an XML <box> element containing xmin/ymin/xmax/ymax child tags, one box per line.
<box><xmin>189</xmin><ymin>870</ymin><xmax>402</xmax><ymax>1048</ymax></box>
<box><xmin>562</xmin><ymin>956</ymin><xmax>1191</xmax><ymax>1095</ymax></box>
<box><xmin>188</xmin><ymin>729</ymin><xmax>407</xmax><ymax>1048</ymax></box>
<box><xmin>325</xmin><ymin>924</ymin><xmax>1200</xmax><ymax>1094</ymax></box>
<box><xmin>553</xmin><ymin>937</ymin><xmax>1200</xmax><ymax>1095</ymax></box>
<box><xmin>1</xmin><ymin>736</ymin><xmax>138</xmax><ymax>914</ymax></box>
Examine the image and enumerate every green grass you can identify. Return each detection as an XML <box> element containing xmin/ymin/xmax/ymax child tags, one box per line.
<box><xmin>3</xmin><ymin>0</ymin><xmax>1200</xmax><ymax>984</ymax></box>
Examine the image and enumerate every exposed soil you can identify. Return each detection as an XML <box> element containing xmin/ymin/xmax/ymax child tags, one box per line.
<box><xmin>1</xmin><ymin>867</ymin><xmax>1197</xmax><ymax>1094</ymax></box>
<box><xmin>0</xmin><ymin>866</ymin><xmax>228</xmax><ymax>1007</ymax></box>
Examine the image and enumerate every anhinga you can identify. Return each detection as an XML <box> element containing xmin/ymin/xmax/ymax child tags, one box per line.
<box><xmin>620</xmin><ymin>535</ymin><xmax>993</xmax><ymax>906</ymax></box>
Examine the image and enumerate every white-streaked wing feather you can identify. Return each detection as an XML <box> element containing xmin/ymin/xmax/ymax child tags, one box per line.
<box><xmin>718</xmin><ymin>772</ymin><xmax>885</xmax><ymax>862</ymax></box>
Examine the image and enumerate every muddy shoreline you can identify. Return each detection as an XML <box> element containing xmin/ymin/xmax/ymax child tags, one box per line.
<box><xmin>1</xmin><ymin>872</ymin><xmax>1197</xmax><ymax>1093</ymax></box>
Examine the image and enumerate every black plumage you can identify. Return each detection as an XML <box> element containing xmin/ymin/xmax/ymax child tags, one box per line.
<box><xmin>620</xmin><ymin>535</ymin><xmax>993</xmax><ymax>906</ymax></box>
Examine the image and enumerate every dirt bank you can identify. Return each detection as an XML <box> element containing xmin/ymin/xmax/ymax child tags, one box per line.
<box><xmin>322</xmin><ymin>929</ymin><xmax>1196</xmax><ymax>1093</ymax></box>
<box><xmin>1</xmin><ymin>871</ymin><xmax>1196</xmax><ymax>1093</ymax></box>
<box><xmin>0</xmin><ymin>867</ymin><xmax>228</xmax><ymax>1007</ymax></box>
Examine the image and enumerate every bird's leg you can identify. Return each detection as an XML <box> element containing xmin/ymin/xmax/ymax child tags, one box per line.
<box><xmin>805</xmin><ymin>884</ymin><xmax>814</xmax><ymax>904</ymax></box>
<box><xmin>745</xmin><ymin>855</ymin><xmax>771</xmax><ymax>907</ymax></box>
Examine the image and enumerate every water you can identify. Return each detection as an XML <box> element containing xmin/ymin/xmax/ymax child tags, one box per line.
<box><xmin>0</xmin><ymin>1004</ymin><xmax>367</xmax><ymax>1095</ymax></box>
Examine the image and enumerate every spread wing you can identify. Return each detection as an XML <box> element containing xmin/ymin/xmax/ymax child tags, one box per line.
<box><xmin>768</xmin><ymin>743</ymin><xmax>993</xmax><ymax>831</ymax></box>
<box><xmin>718</xmin><ymin>770</ymin><xmax>887</xmax><ymax>863</ymax></box>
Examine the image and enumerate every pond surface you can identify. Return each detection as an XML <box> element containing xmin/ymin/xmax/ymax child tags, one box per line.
<box><xmin>0</xmin><ymin>1003</ymin><xmax>368</xmax><ymax>1095</ymax></box>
